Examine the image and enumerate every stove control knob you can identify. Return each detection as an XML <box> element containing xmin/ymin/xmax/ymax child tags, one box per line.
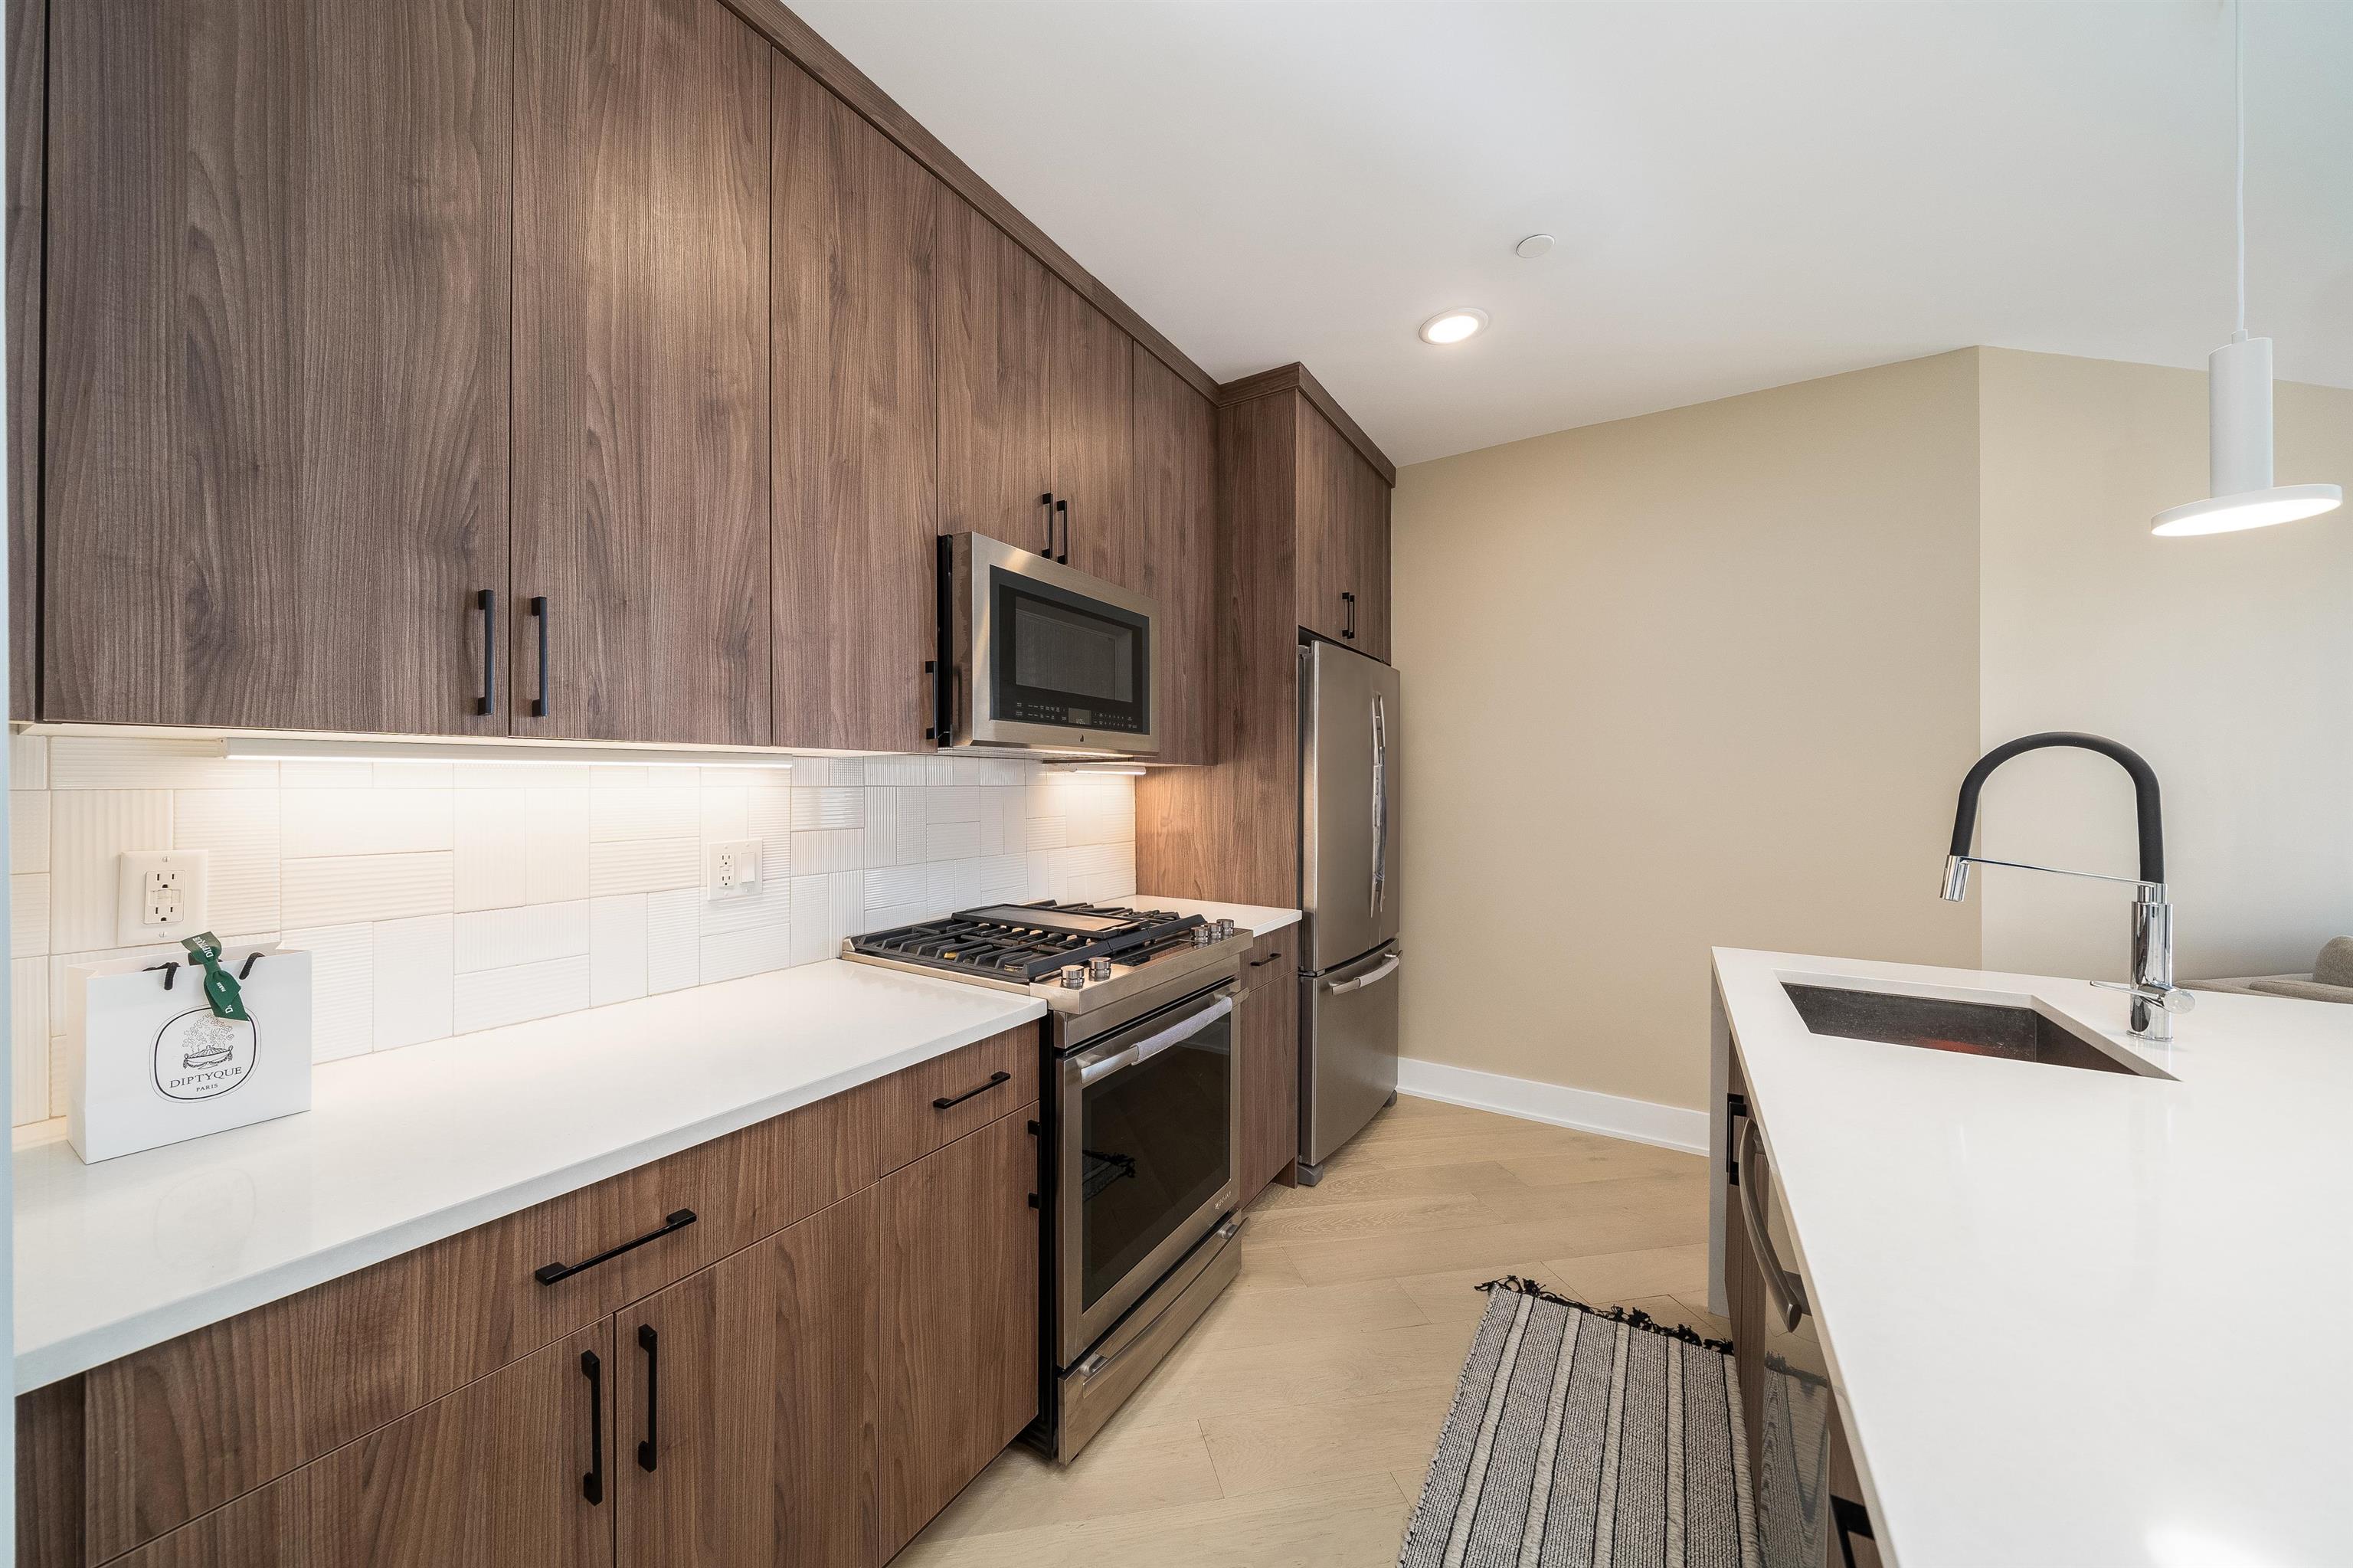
<box><xmin>1190</xmin><ymin>925</ymin><xmax>1213</xmax><ymax>947</ymax></box>
<box><xmin>1212</xmin><ymin>919</ymin><xmax>1236</xmax><ymax>941</ymax></box>
<box><xmin>1060</xmin><ymin>964</ymin><xmax>1088</xmax><ymax>989</ymax></box>
<box><xmin>1088</xmin><ymin>957</ymin><xmax>1113</xmax><ymax>981</ymax></box>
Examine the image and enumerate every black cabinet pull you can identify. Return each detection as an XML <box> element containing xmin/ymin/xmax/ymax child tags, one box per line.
<box><xmin>1040</xmin><ymin>491</ymin><xmax>1056</xmax><ymax>554</ymax></box>
<box><xmin>933</xmin><ymin>1070</ymin><xmax>1011</xmax><ymax>1111</ymax></box>
<box><xmin>529</xmin><ymin>595</ymin><xmax>551</xmax><ymax>717</ymax></box>
<box><xmin>1341</xmin><ymin>591</ymin><xmax>1356</xmax><ymax>640</ymax></box>
<box><xmin>534</xmin><ymin>1208</ymin><xmax>697</xmax><ymax>1286</ymax></box>
<box><xmin>580</xmin><ymin>1349</ymin><xmax>605</xmax><ymax>1505</ymax></box>
<box><xmin>1055</xmin><ymin>498</ymin><xmax>1070</xmax><ymax>564</ymax></box>
<box><xmin>636</xmin><ymin>1324</ymin><xmax>659</xmax><ymax>1472</ymax></box>
<box><xmin>476</xmin><ymin>588</ymin><xmax>498</xmax><ymax>715</ymax></box>
<box><xmin>1248</xmin><ymin>951</ymin><xmax>1284</xmax><ymax>969</ymax></box>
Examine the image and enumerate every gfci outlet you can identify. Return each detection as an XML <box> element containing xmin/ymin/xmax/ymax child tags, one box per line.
<box><xmin>707</xmin><ymin>840</ymin><xmax>760</xmax><ymax>900</ymax></box>
<box><xmin>116</xmin><ymin>849</ymin><xmax>211</xmax><ymax>944</ymax></box>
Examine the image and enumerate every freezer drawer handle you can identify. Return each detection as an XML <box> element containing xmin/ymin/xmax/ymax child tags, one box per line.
<box><xmin>535</xmin><ymin>1209</ymin><xmax>698</xmax><ymax>1285</ymax></box>
<box><xmin>1326</xmin><ymin>953</ymin><xmax>1401</xmax><ymax>995</ymax></box>
<box><xmin>1736</xmin><ymin>1119</ymin><xmax>1808</xmax><ymax>1332</ymax></box>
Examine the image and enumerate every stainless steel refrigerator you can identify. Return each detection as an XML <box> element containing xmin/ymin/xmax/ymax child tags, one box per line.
<box><xmin>1296</xmin><ymin>637</ymin><xmax>1402</xmax><ymax>1185</ymax></box>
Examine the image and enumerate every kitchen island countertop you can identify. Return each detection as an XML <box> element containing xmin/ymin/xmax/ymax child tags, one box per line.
<box><xmin>1711</xmin><ymin>946</ymin><xmax>2352</xmax><ymax>1568</ymax></box>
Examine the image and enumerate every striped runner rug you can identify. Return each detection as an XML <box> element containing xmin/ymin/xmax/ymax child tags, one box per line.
<box><xmin>1398</xmin><ymin>1279</ymin><xmax>1758</xmax><ymax>1568</ymax></box>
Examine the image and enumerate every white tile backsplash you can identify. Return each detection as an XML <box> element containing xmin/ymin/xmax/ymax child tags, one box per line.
<box><xmin>8</xmin><ymin>737</ymin><xmax>1137</xmax><ymax>1124</ymax></box>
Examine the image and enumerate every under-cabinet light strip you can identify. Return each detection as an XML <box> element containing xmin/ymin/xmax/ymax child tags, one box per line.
<box><xmin>220</xmin><ymin>737</ymin><xmax>794</xmax><ymax>771</ymax></box>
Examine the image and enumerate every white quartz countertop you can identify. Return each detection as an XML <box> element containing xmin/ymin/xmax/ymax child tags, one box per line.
<box><xmin>1712</xmin><ymin>948</ymin><xmax>2353</xmax><ymax>1568</ymax></box>
<box><xmin>1134</xmin><ymin>895</ymin><xmax>1300</xmax><ymax>938</ymax></box>
<box><xmin>13</xmin><ymin>960</ymin><xmax>1046</xmax><ymax>1391</ymax></box>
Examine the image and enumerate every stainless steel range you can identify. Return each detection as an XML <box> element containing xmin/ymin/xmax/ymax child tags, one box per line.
<box><xmin>843</xmin><ymin>902</ymin><xmax>1251</xmax><ymax>1461</ymax></box>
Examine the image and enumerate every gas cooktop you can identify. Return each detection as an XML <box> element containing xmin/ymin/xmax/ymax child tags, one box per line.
<box><xmin>842</xmin><ymin>901</ymin><xmax>1248</xmax><ymax>1011</ymax></box>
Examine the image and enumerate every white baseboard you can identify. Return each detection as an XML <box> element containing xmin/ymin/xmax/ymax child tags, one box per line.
<box><xmin>1394</xmin><ymin>1058</ymin><xmax>1709</xmax><ymax>1155</ymax></box>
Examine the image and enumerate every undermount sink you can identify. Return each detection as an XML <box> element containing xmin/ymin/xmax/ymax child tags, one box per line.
<box><xmin>1781</xmin><ymin>982</ymin><xmax>2169</xmax><ymax>1078</ymax></box>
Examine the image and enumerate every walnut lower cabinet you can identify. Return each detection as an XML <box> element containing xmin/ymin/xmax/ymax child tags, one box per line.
<box><xmin>1237</xmin><ymin>931</ymin><xmax>1299</xmax><ymax>1206</ymax></box>
<box><xmin>17</xmin><ymin>1030</ymin><xmax>1044</xmax><ymax>1568</ymax></box>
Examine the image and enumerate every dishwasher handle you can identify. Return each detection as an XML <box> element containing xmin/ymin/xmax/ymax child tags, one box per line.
<box><xmin>1736</xmin><ymin>1118</ymin><xmax>1808</xmax><ymax>1333</ymax></box>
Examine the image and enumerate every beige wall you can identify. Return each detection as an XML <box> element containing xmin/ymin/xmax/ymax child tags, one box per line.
<box><xmin>1975</xmin><ymin>349</ymin><xmax>2353</xmax><ymax>982</ymax></box>
<box><xmin>1392</xmin><ymin>352</ymin><xmax>1984</xmax><ymax>1112</ymax></box>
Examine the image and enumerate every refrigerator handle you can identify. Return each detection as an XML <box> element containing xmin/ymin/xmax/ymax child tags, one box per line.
<box><xmin>1371</xmin><ymin>696</ymin><xmax>1385</xmax><ymax>917</ymax></box>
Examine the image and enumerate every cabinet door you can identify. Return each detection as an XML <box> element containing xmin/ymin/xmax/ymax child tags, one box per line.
<box><xmin>1133</xmin><ymin>345</ymin><xmax>1216</xmax><ymax>764</ymax></box>
<box><xmin>512</xmin><ymin>0</ymin><xmax>771</xmax><ymax>745</ymax></box>
<box><xmin>771</xmin><ymin>54</ymin><xmax>940</xmax><ymax>753</ymax></box>
<box><xmin>1293</xmin><ymin>399</ymin><xmax>1355</xmax><ymax>647</ymax></box>
<box><xmin>1048</xmin><ymin>282</ymin><xmax>1137</xmax><ymax>588</ymax></box>
<box><xmin>878</xmin><ymin>1107</ymin><xmax>1039</xmax><ymax>1557</ymax></box>
<box><xmin>617</xmin><ymin>1190</ymin><xmax>880</xmax><ymax>1568</ymax></box>
<box><xmin>939</xmin><ymin>199</ymin><xmax>1055</xmax><ymax>555</ymax></box>
<box><xmin>43</xmin><ymin>0</ymin><xmax>510</xmax><ymax>733</ymax></box>
<box><xmin>1350</xmin><ymin>456</ymin><xmax>1393</xmax><ymax>662</ymax></box>
<box><xmin>113</xmin><ymin>1324</ymin><xmax>614</xmax><ymax>1568</ymax></box>
<box><xmin>1239</xmin><ymin>952</ymin><xmax>1300</xmax><ymax>1203</ymax></box>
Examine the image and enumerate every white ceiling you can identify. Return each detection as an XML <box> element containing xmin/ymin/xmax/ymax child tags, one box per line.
<box><xmin>791</xmin><ymin>0</ymin><xmax>2353</xmax><ymax>467</ymax></box>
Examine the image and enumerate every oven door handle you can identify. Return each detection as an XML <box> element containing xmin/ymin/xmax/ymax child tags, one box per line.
<box><xmin>1073</xmin><ymin>994</ymin><xmax>1235</xmax><ymax>1087</ymax></box>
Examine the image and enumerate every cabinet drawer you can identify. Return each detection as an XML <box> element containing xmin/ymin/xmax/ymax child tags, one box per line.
<box><xmin>867</xmin><ymin>1024</ymin><xmax>1042</xmax><ymax>1180</ymax></box>
<box><xmin>1239</xmin><ymin>930</ymin><xmax>1291</xmax><ymax>994</ymax></box>
<box><xmin>72</xmin><ymin>1090</ymin><xmax>870</xmax><ymax>1563</ymax></box>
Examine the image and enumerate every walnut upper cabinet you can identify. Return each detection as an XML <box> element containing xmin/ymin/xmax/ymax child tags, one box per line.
<box><xmin>1133</xmin><ymin>346</ymin><xmax>1218</xmax><ymax>765</ymax></box>
<box><xmin>940</xmin><ymin>201</ymin><xmax>1139</xmax><ymax>591</ymax></box>
<box><xmin>511</xmin><ymin>0</ymin><xmax>774</xmax><ymax>746</ymax></box>
<box><xmin>40</xmin><ymin>0</ymin><xmax>514</xmax><ymax>735</ymax></box>
<box><xmin>771</xmin><ymin>52</ymin><xmax>942</xmax><ymax>755</ymax></box>
<box><xmin>1294</xmin><ymin>401</ymin><xmax>1392</xmax><ymax>661</ymax></box>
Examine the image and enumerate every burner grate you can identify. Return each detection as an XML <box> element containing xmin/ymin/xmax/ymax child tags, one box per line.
<box><xmin>850</xmin><ymin>902</ymin><xmax>1207</xmax><ymax>983</ymax></box>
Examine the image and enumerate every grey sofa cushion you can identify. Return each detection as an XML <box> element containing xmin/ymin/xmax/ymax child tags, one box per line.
<box><xmin>2315</xmin><ymin>937</ymin><xmax>2353</xmax><ymax>988</ymax></box>
<box><xmin>2249</xmin><ymin>977</ymin><xmax>2353</xmax><ymax>1006</ymax></box>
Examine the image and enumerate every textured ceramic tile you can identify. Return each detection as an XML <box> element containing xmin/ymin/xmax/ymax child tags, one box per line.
<box><xmin>282</xmin><ymin>787</ymin><xmax>454</xmax><ymax>858</ymax></box>
<box><xmin>748</xmin><ymin>791</ymin><xmax>791</xmax><ymax>872</ymax></box>
<box><xmin>48</xmin><ymin>790</ymin><xmax>175</xmax><ymax>951</ymax></box>
<box><xmin>371</xmin><ymin>760</ymin><xmax>457</xmax><ymax>788</ymax></box>
<box><xmin>591</xmin><ymin>787</ymin><xmax>702</xmax><ymax>843</ymax></box>
<box><xmin>372</xmin><ymin>914</ymin><xmax>455</xmax><ymax>1051</ymax></box>
<box><xmin>978</xmin><ymin>791</ymin><xmax>1026</xmax><ymax>857</ymax></box>
<box><xmin>588</xmin><ymin>894</ymin><xmax>650</xmax><ymax>1006</ymax></box>
<box><xmin>279</xmin><ymin>761</ymin><xmax>374</xmax><ymax>787</ymax></box>
<box><xmin>11</xmin><ymin>733</ymin><xmax>49</xmax><ymax>790</ymax></box>
<box><xmin>453</xmin><ymin>788</ymin><xmax>532</xmax><ymax>912</ymax></box>
<box><xmin>702</xmin><ymin>877</ymin><xmax>787</xmax><ymax>937</ymax></box>
<box><xmin>12</xmin><ymin>873</ymin><xmax>50</xmax><ymax>957</ymax></box>
<box><xmin>926</xmin><ymin>786</ymin><xmax>980</xmax><ymax>824</ymax></box>
<box><xmin>453</xmin><ymin>761</ymin><xmax>588</xmax><ymax>790</ymax></box>
<box><xmin>47</xmin><ymin>736</ymin><xmax>277</xmax><ymax>790</ymax></box>
<box><xmin>47</xmin><ymin>1035</ymin><xmax>68</xmax><ymax>1119</ymax></box>
<box><xmin>174</xmin><ymin>789</ymin><xmax>282</xmax><ymax>932</ymax></box>
<box><xmin>281</xmin><ymin>852</ymin><xmax>453</xmax><ymax>929</ymax></box>
<box><xmin>865</xmin><ymin>756</ymin><xmax>926</xmax><ymax>786</ymax></box>
<box><xmin>11</xmin><ymin>790</ymin><xmax>50</xmax><ymax>873</ymax></box>
<box><xmin>587</xmin><ymin>838</ymin><xmax>698</xmax><ymax>897</ymax></box>
<box><xmin>925</xmin><ymin>756</ymin><xmax>957</xmax><ymax>785</ymax></box>
<box><xmin>822</xmin><ymin>759</ymin><xmax>866</xmax><ymax>787</ymax></box>
<box><xmin>787</xmin><ymin>876</ymin><xmax>831</xmax><ymax>965</ymax></box>
<box><xmin>586</xmin><ymin>766</ymin><xmax>650</xmax><ymax>790</ymax></box>
<box><xmin>11</xmin><ymin>957</ymin><xmax>48</xmax><ymax>1128</ymax></box>
<box><xmin>646</xmin><ymin>889</ymin><xmax>699</xmax><ymax>994</ymax></box>
<box><xmin>925</xmin><ymin>859</ymin><xmax>978</xmax><ymax>915</ymax></box>
<box><xmin>698</xmin><ymin>788</ymin><xmax>750</xmax><ymax>844</ymax></box>
<box><xmin>1026</xmin><ymin>814</ymin><xmax>1069</xmax><ymax>852</ymax></box>
<box><xmin>863</xmin><ymin>789</ymin><xmax>925</xmax><ymax>867</ymax></box>
<box><xmin>453</xmin><ymin>901</ymin><xmax>590</xmax><ymax>973</ymax></box>
<box><xmin>925</xmin><ymin>820</ymin><xmax>980</xmax><ymax>863</ymax></box>
<box><xmin>282</xmin><ymin>924</ymin><xmax>375</xmax><ymax>1062</ymax></box>
<box><xmin>453</xmin><ymin>956</ymin><xmax>591</xmax><ymax>1034</ymax></box>
<box><xmin>526</xmin><ymin>788</ymin><xmax>592</xmax><ymax>903</ymax></box>
<box><xmin>864</xmin><ymin>865</ymin><xmax>927</xmax><ymax>924</ymax></box>
<box><xmin>791</xmin><ymin>828</ymin><xmax>861</xmax><ymax>876</ymax></box>
<box><xmin>698</xmin><ymin>923</ymin><xmax>791</xmax><ymax>984</ymax></box>
<box><xmin>789</xmin><ymin>786</ymin><xmax>863</xmax><ymax>832</ymax></box>
<box><xmin>976</xmin><ymin>854</ymin><xmax>1029</xmax><ymax>903</ymax></box>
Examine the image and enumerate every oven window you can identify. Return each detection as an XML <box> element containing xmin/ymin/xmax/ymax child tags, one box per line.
<box><xmin>1079</xmin><ymin>1011</ymin><xmax>1231</xmax><ymax>1311</ymax></box>
<box><xmin>991</xmin><ymin>568</ymin><xmax>1150</xmax><ymax>735</ymax></box>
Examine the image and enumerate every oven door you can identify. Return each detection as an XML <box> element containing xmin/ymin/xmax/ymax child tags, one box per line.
<box><xmin>1059</xmin><ymin>984</ymin><xmax>1239</xmax><ymax>1363</ymax></box>
<box><xmin>945</xmin><ymin>532</ymin><xmax>1160</xmax><ymax>755</ymax></box>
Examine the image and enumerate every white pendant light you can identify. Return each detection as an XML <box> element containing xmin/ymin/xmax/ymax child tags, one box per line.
<box><xmin>2152</xmin><ymin>2</ymin><xmax>2341</xmax><ymax>537</ymax></box>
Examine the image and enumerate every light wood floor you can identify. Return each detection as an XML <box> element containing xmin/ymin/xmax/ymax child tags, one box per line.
<box><xmin>898</xmin><ymin>1095</ymin><xmax>1719</xmax><ymax>1567</ymax></box>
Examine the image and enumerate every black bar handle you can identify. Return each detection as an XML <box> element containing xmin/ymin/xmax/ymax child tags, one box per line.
<box><xmin>535</xmin><ymin>1208</ymin><xmax>697</xmax><ymax>1286</ymax></box>
<box><xmin>530</xmin><ymin>594</ymin><xmax>551</xmax><ymax>718</ymax></box>
<box><xmin>636</xmin><ymin>1324</ymin><xmax>659</xmax><ymax>1472</ymax></box>
<box><xmin>1341</xmin><ymin>591</ymin><xmax>1356</xmax><ymax>640</ymax></box>
<box><xmin>933</xmin><ymin>1070</ymin><xmax>1011</xmax><ymax>1111</ymax></box>
<box><xmin>1055</xmin><ymin>498</ymin><xmax>1070</xmax><ymax>563</ymax></box>
<box><xmin>1248</xmin><ymin>951</ymin><xmax>1284</xmax><ymax>969</ymax></box>
<box><xmin>1041</xmin><ymin>491</ymin><xmax>1056</xmax><ymax>553</ymax></box>
<box><xmin>580</xmin><ymin>1349</ymin><xmax>604</xmax><ymax>1505</ymax></box>
<box><xmin>476</xmin><ymin>588</ymin><xmax>498</xmax><ymax>715</ymax></box>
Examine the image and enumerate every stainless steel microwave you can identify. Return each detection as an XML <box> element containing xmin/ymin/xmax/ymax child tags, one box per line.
<box><xmin>938</xmin><ymin>532</ymin><xmax>1160</xmax><ymax>755</ymax></box>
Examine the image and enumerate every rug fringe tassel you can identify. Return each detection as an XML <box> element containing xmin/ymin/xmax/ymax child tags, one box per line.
<box><xmin>1475</xmin><ymin>1275</ymin><xmax>1735</xmax><ymax>1354</ymax></box>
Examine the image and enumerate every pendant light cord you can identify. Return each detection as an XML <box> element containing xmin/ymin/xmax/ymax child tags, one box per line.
<box><xmin>2233</xmin><ymin>0</ymin><xmax>2247</xmax><ymax>342</ymax></box>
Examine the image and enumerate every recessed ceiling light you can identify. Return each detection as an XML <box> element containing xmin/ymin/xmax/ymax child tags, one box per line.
<box><xmin>1419</xmin><ymin>307</ymin><xmax>1488</xmax><ymax>345</ymax></box>
<box><xmin>1514</xmin><ymin>234</ymin><xmax>1555</xmax><ymax>259</ymax></box>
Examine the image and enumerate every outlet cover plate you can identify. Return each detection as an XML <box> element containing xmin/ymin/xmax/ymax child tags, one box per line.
<box><xmin>116</xmin><ymin>849</ymin><xmax>211</xmax><ymax>945</ymax></box>
<box><xmin>707</xmin><ymin>840</ymin><xmax>760</xmax><ymax>900</ymax></box>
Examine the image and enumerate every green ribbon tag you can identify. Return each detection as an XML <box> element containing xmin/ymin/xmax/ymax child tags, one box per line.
<box><xmin>178</xmin><ymin>931</ymin><xmax>251</xmax><ymax>1023</ymax></box>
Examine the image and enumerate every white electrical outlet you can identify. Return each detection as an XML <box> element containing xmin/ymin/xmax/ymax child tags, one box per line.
<box><xmin>707</xmin><ymin>840</ymin><xmax>760</xmax><ymax>900</ymax></box>
<box><xmin>116</xmin><ymin>849</ymin><xmax>211</xmax><ymax>944</ymax></box>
